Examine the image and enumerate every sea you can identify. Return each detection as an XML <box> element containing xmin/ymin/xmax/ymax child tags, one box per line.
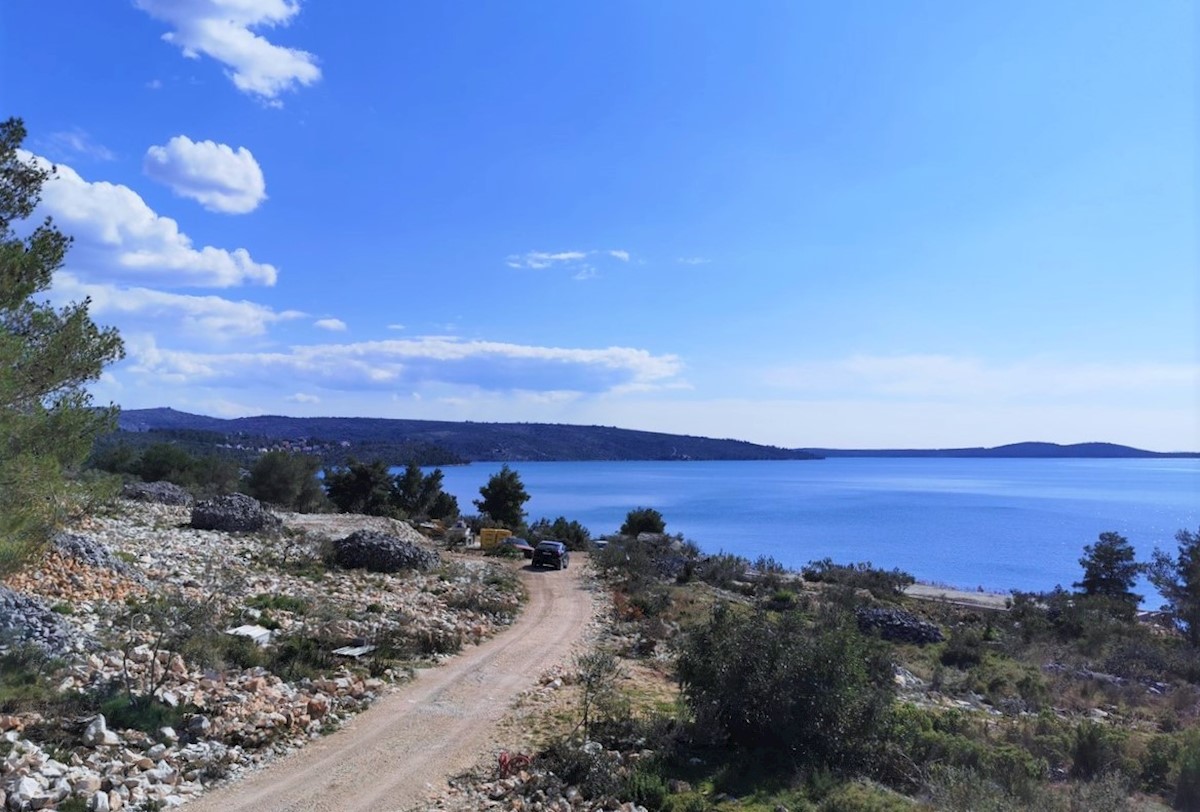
<box><xmin>424</xmin><ymin>458</ymin><xmax>1199</xmax><ymax>604</ymax></box>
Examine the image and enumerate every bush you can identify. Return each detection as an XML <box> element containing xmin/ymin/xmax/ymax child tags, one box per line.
<box><xmin>802</xmin><ymin>559</ymin><xmax>914</xmax><ymax>600</ymax></box>
<box><xmin>1176</xmin><ymin>733</ymin><xmax>1200</xmax><ymax>811</ymax></box>
<box><xmin>540</xmin><ymin>738</ymin><xmax>624</xmax><ymax>798</ymax></box>
<box><xmin>529</xmin><ymin>516</ymin><xmax>591</xmax><ymax>550</ymax></box>
<box><xmin>246</xmin><ymin>451</ymin><xmax>328</xmax><ymax>512</ymax></box>
<box><xmin>677</xmin><ymin>604</ymin><xmax>895</xmax><ymax>772</ymax></box>
<box><xmin>940</xmin><ymin>627</ymin><xmax>985</xmax><ymax>669</ymax></box>
<box><xmin>620</xmin><ymin>507</ymin><xmax>666</xmax><ymax>536</ymax></box>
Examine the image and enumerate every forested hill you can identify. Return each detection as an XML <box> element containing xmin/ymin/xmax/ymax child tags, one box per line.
<box><xmin>802</xmin><ymin>442</ymin><xmax>1199</xmax><ymax>458</ymax></box>
<box><xmin>115</xmin><ymin>408</ymin><xmax>819</xmax><ymax>463</ymax></box>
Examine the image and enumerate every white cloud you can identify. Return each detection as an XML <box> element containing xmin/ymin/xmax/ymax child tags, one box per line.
<box><xmin>144</xmin><ymin>136</ymin><xmax>267</xmax><ymax>214</ymax></box>
<box><xmin>52</xmin><ymin>273</ymin><xmax>302</xmax><ymax>339</ymax></box>
<box><xmin>22</xmin><ymin>151</ymin><xmax>277</xmax><ymax>287</ymax></box>
<box><xmin>286</xmin><ymin>392</ymin><xmax>320</xmax><ymax>404</ymax></box>
<box><xmin>314</xmin><ymin>318</ymin><xmax>347</xmax><ymax>331</ymax></box>
<box><xmin>126</xmin><ymin>336</ymin><xmax>684</xmax><ymax>396</ymax></box>
<box><xmin>507</xmin><ymin>250</ymin><xmax>589</xmax><ymax>270</ymax></box>
<box><xmin>386</xmin><ymin>323</ymin><xmax>406</xmax><ymax>331</ymax></box>
<box><xmin>677</xmin><ymin>256</ymin><xmax>710</xmax><ymax>265</ymax></box>
<box><xmin>506</xmin><ymin>249</ymin><xmax>632</xmax><ymax>278</ymax></box>
<box><xmin>134</xmin><ymin>0</ymin><xmax>321</xmax><ymax>103</ymax></box>
<box><xmin>39</xmin><ymin>129</ymin><xmax>115</xmax><ymax>162</ymax></box>
<box><xmin>146</xmin><ymin>79</ymin><xmax>164</xmax><ymax>90</ymax></box>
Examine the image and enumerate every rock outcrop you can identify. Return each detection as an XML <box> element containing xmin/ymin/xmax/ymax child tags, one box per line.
<box><xmin>856</xmin><ymin>606</ymin><xmax>944</xmax><ymax>645</ymax></box>
<box><xmin>190</xmin><ymin>494</ymin><xmax>281</xmax><ymax>533</ymax></box>
<box><xmin>330</xmin><ymin>530</ymin><xmax>440</xmax><ymax>573</ymax></box>
<box><xmin>121</xmin><ymin>480</ymin><xmax>194</xmax><ymax>506</ymax></box>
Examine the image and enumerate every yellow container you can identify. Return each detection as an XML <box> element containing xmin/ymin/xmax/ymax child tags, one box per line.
<box><xmin>479</xmin><ymin>528</ymin><xmax>513</xmax><ymax>549</ymax></box>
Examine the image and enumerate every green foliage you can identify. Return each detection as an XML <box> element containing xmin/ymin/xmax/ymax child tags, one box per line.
<box><xmin>940</xmin><ymin>627</ymin><xmax>985</xmax><ymax>669</ymax></box>
<box><xmin>1176</xmin><ymin>732</ymin><xmax>1200</xmax><ymax>811</ymax></box>
<box><xmin>575</xmin><ymin>648</ymin><xmax>624</xmax><ymax>741</ymax></box>
<box><xmin>0</xmin><ymin>644</ymin><xmax>61</xmax><ymax>713</ymax></box>
<box><xmin>474</xmin><ymin>464</ymin><xmax>530</xmax><ymax>528</ymax></box>
<box><xmin>246</xmin><ymin>593</ymin><xmax>309</xmax><ymax>614</ymax></box>
<box><xmin>621</xmin><ymin>507</ymin><xmax>666</xmax><ymax>536</ymax></box>
<box><xmin>676</xmin><ymin>604</ymin><xmax>896</xmax><ymax>772</ymax></box>
<box><xmin>393</xmin><ymin>462</ymin><xmax>459</xmax><ymax>520</ymax></box>
<box><xmin>89</xmin><ymin>440</ymin><xmax>241</xmax><ymax>496</ymax></box>
<box><xmin>802</xmin><ymin>559</ymin><xmax>915</xmax><ymax>600</ymax></box>
<box><xmin>99</xmin><ymin>693</ymin><xmax>189</xmax><ymax>734</ymax></box>
<box><xmin>1073</xmin><ymin>532</ymin><xmax>1142</xmax><ymax>619</ymax></box>
<box><xmin>625</xmin><ymin>766</ymin><xmax>669</xmax><ymax>810</ymax></box>
<box><xmin>246</xmin><ymin>451</ymin><xmax>328</xmax><ymax>512</ymax></box>
<box><xmin>0</xmin><ymin>117</ymin><xmax>124</xmax><ymax>576</ymax></box>
<box><xmin>539</xmin><ymin>737</ymin><xmax>625</xmax><ymax>798</ymax></box>
<box><xmin>1070</xmin><ymin>720</ymin><xmax>1127</xmax><ymax>780</ymax></box>
<box><xmin>322</xmin><ymin>458</ymin><xmax>458</xmax><ymax>519</ymax></box>
<box><xmin>323</xmin><ymin>458</ymin><xmax>398</xmax><ymax>516</ymax></box>
<box><xmin>529</xmin><ymin>515</ymin><xmax>591</xmax><ymax>550</ymax></box>
<box><xmin>1148</xmin><ymin>527</ymin><xmax>1200</xmax><ymax>646</ymax></box>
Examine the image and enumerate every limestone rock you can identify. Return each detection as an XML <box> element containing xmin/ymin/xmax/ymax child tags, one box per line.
<box><xmin>190</xmin><ymin>494</ymin><xmax>281</xmax><ymax>533</ymax></box>
<box><xmin>330</xmin><ymin>530</ymin><xmax>440</xmax><ymax>573</ymax></box>
<box><xmin>855</xmin><ymin>606</ymin><xmax>943</xmax><ymax>645</ymax></box>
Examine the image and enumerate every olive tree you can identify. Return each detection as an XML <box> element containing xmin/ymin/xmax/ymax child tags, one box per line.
<box><xmin>0</xmin><ymin>117</ymin><xmax>124</xmax><ymax>576</ymax></box>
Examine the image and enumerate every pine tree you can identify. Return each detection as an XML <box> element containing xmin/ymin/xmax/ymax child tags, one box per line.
<box><xmin>0</xmin><ymin>117</ymin><xmax>124</xmax><ymax>576</ymax></box>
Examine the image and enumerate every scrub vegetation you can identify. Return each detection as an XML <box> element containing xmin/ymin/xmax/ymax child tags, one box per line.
<box><xmin>530</xmin><ymin>521</ymin><xmax>1200</xmax><ymax>811</ymax></box>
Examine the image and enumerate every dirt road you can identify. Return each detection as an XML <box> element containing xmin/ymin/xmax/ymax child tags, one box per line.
<box><xmin>187</xmin><ymin>559</ymin><xmax>595</xmax><ymax>812</ymax></box>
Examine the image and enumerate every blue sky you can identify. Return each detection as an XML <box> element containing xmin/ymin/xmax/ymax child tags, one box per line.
<box><xmin>2</xmin><ymin>1</ymin><xmax>1196</xmax><ymax>450</ymax></box>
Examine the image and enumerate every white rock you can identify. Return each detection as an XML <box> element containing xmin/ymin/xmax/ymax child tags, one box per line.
<box><xmin>91</xmin><ymin>790</ymin><xmax>111</xmax><ymax>812</ymax></box>
<box><xmin>82</xmin><ymin>715</ymin><xmax>109</xmax><ymax>746</ymax></box>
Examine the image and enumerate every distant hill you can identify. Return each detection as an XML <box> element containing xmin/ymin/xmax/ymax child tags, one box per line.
<box><xmin>115</xmin><ymin>408</ymin><xmax>820</xmax><ymax>463</ymax></box>
<box><xmin>801</xmin><ymin>442</ymin><xmax>1199</xmax><ymax>459</ymax></box>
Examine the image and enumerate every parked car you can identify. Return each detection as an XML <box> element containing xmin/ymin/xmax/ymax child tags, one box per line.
<box><xmin>499</xmin><ymin>537</ymin><xmax>535</xmax><ymax>558</ymax></box>
<box><xmin>531</xmin><ymin>540</ymin><xmax>570</xmax><ymax>570</ymax></box>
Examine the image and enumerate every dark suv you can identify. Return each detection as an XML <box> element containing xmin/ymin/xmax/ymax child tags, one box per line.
<box><xmin>531</xmin><ymin>540</ymin><xmax>570</xmax><ymax>570</ymax></box>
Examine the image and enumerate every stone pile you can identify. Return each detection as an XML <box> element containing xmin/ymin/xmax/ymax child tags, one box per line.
<box><xmin>855</xmin><ymin>606</ymin><xmax>944</xmax><ymax>645</ymax></box>
<box><xmin>190</xmin><ymin>494</ymin><xmax>281</xmax><ymax>533</ymax></box>
<box><xmin>331</xmin><ymin>529</ymin><xmax>441</xmax><ymax>573</ymax></box>
<box><xmin>0</xmin><ymin>586</ymin><xmax>80</xmax><ymax>656</ymax></box>
<box><xmin>54</xmin><ymin>531</ymin><xmax>134</xmax><ymax>574</ymax></box>
<box><xmin>121</xmin><ymin>481</ymin><xmax>193</xmax><ymax>506</ymax></box>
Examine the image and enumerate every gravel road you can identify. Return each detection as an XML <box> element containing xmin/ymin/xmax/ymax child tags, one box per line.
<box><xmin>186</xmin><ymin>557</ymin><xmax>595</xmax><ymax>812</ymax></box>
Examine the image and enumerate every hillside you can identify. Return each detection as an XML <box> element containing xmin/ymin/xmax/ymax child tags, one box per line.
<box><xmin>115</xmin><ymin>408</ymin><xmax>820</xmax><ymax>463</ymax></box>
<box><xmin>802</xmin><ymin>441</ymin><xmax>1199</xmax><ymax>458</ymax></box>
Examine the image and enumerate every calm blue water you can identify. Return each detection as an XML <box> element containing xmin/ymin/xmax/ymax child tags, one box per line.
<box><xmin>425</xmin><ymin>459</ymin><xmax>1199</xmax><ymax>602</ymax></box>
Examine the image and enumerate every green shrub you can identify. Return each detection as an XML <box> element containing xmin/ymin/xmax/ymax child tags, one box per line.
<box><xmin>1070</xmin><ymin>720</ymin><xmax>1126</xmax><ymax>780</ymax></box>
<box><xmin>620</xmin><ymin>507</ymin><xmax>666</xmax><ymax>536</ymax></box>
<box><xmin>100</xmin><ymin>693</ymin><xmax>189</xmax><ymax>734</ymax></box>
<box><xmin>539</xmin><ymin>737</ymin><xmax>624</xmax><ymax>798</ymax></box>
<box><xmin>266</xmin><ymin>635</ymin><xmax>333</xmax><ymax>680</ymax></box>
<box><xmin>940</xmin><ymin>628</ymin><xmax>985</xmax><ymax>669</ymax></box>
<box><xmin>1176</xmin><ymin>733</ymin><xmax>1200</xmax><ymax>811</ymax></box>
<box><xmin>676</xmin><ymin>604</ymin><xmax>895</xmax><ymax>772</ymax></box>
<box><xmin>626</xmin><ymin>765</ymin><xmax>669</xmax><ymax>811</ymax></box>
<box><xmin>802</xmin><ymin>559</ymin><xmax>914</xmax><ymax>600</ymax></box>
<box><xmin>247</xmin><ymin>593</ymin><xmax>310</xmax><ymax>614</ymax></box>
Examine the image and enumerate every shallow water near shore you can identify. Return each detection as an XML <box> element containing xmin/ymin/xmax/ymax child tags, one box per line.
<box><xmin>425</xmin><ymin>458</ymin><xmax>1199</xmax><ymax>605</ymax></box>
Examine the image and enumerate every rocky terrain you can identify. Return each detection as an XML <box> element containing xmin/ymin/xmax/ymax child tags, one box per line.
<box><xmin>0</xmin><ymin>496</ymin><xmax>525</xmax><ymax>811</ymax></box>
